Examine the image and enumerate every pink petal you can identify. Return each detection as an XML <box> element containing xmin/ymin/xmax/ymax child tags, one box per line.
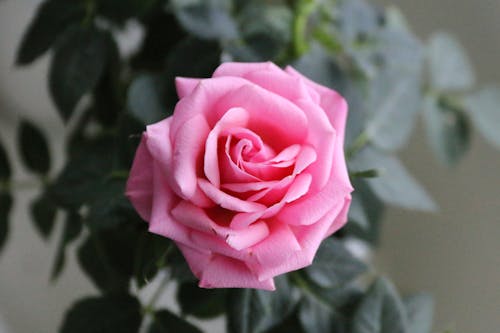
<box><xmin>199</xmin><ymin>254</ymin><xmax>275</xmax><ymax>290</ymax></box>
<box><xmin>176</xmin><ymin>243</ymin><xmax>211</xmax><ymax>278</ymax></box>
<box><xmin>175</xmin><ymin>77</ymin><xmax>202</xmax><ymax>99</ymax></box>
<box><xmin>125</xmin><ymin>134</ymin><xmax>154</xmax><ymax>221</ymax></box>
<box><xmin>171</xmin><ymin>201</ymin><xmax>269</xmax><ymax>250</ymax></box>
<box><xmin>204</xmin><ymin>107</ymin><xmax>250</xmax><ymax>187</ymax></box>
<box><xmin>212</xmin><ymin>62</ymin><xmax>278</xmax><ymax>78</ymax></box>
<box><xmin>215</xmin><ymin>83</ymin><xmax>308</xmax><ymax>150</ymax></box>
<box><xmin>293</xmin><ymin>145</ymin><xmax>317</xmax><ymax>174</ymax></box>
<box><xmin>198</xmin><ymin>179</ymin><xmax>266</xmax><ymax>213</ymax></box>
<box><xmin>145</xmin><ymin>118</ymin><xmax>173</xmax><ymax>178</ymax></box>
<box><xmin>171</xmin><ymin>114</ymin><xmax>210</xmax><ymax>199</ymax></box>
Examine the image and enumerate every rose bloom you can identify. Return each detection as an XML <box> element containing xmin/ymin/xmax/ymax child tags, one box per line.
<box><xmin>126</xmin><ymin>62</ymin><xmax>353</xmax><ymax>290</ymax></box>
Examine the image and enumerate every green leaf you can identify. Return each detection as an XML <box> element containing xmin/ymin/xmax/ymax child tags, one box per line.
<box><xmin>0</xmin><ymin>138</ymin><xmax>11</xmax><ymax>181</ymax></box>
<box><xmin>127</xmin><ymin>74</ymin><xmax>168</xmax><ymax>125</ymax></box>
<box><xmin>48</xmin><ymin>135</ymin><xmax>115</xmax><ymax>209</ymax></box>
<box><xmin>304</xmin><ymin>238</ymin><xmax>366</xmax><ymax>289</ymax></box>
<box><xmin>427</xmin><ymin>32</ymin><xmax>475</xmax><ymax>91</ymax></box>
<box><xmin>60</xmin><ymin>294</ymin><xmax>142</xmax><ymax>333</ymax></box>
<box><xmin>227</xmin><ymin>276</ymin><xmax>299</xmax><ymax>333</ymax></box>
<box><xmin>404</xmin><ymin>293</ymin><xmax>434</xmax><ymax>333</ymax></box>
<box><xmin>366</xmin><ymin>70</ymin><xmax>421</xmax><ymax>151</ymax></box>
<box><xmin>423</xmin><ymin>95</ymin><xmax>470</xmax><ymax>166</ymax></box>
<box><xmin>298</xmin><ymin>295</ymin><xmax>346</xmax><ymax>333</ymax></box>
<box><xmin>30</xmin><ymin>192</ymin><xmax>57</xmax><ymax>239</ymax></box>
<box><xmin>348</xmin><ymin>194</ymin><xmax>369</xmax><ymax>229</ymax></box>
<box><xmin>85</xmin><ymin>179</ymin><xmax>135</xmax><ymax>231</ymax></box>
<box><xmin>51</xmin><ymin>211</ymin><xmax>83</xmax><ymax>281</ymax></box>
<box><xmin>177</xmin><ymin>281</ymin><xmax>226</xmax><ymax>319</ymax></box>
<box><xmin>351</xmin><ymin>277</ymin><xmax>408</xmax><ymax>333</ymax></box>
<box><xmin>464</xmin><ymin>85</ymin><xmax>500</xmax><ymax>148</ymax></box>
<box><xmin>147</xmin><ymin>309</ymin><xmax>202</xmax><ymax>333</ymax></box>
<box><xmin>18</xmin><ymin>120</ymin><xmax>51</xmax><ymax>175</ymax></box>
<box><xmin>134</xmin><ymin>232</ymin><xmax>171</xmax><ymax>288</ymax></box>
<box><xmin>77</xmin><ymin>227</ymin><xmax>141</xmax><ymax>292</ymax></box>
<box><xmin>349</xmin><ymin>147</ymin><xmax>437</xmax><ymax>211</ymax></box>
<box><xmin>0</xmin><ymin>192</ymin><xmax>13</xmax><ymax>253</ymax></box>
<box><xmin>49</xmin><ymin>26</ymin><xmax>110</xmax><ymax>121</ymax></box>
<box><xmin>172</xmin><ymin>0</ymin><xmax>238</xmax><ymax>41</ymax></box>
<box><xmin>15</xmin><ymin>0</ymin><xmax>85</xmax><ymax>65</ymax></box>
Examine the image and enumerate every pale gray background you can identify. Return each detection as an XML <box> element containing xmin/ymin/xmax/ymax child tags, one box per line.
<box><xmin>0</xmin><ymin>1</ymin><xmax>499</xmax><ymax>332</ymax></box>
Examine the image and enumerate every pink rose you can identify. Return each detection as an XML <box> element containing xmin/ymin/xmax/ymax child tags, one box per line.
<box><xmin>126</xmin><ymin>62</ymin><xmax>353</xmax><ymax>290</ymax></box>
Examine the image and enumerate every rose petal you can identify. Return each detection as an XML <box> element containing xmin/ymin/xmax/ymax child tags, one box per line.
<box><xmin>175</xmin><ymin>77</ymin><xmax>202</xmax><ymax>99</ymax></box>
<box><xmin>199</xmin><ymin>254</ymin><xmax>275</xmax><ymax>290</ymax></box>
<box><xmin>204</xmin><ymin>107</ymin><xmax>250</xmax><ymax>187</ymax></box>
<box><xmin>198</xmin><ymin>178</ymin><xmax>266</xmax><ymax>213</ymax></box>
<box><xmin>213</xmin><ymin>61</ymin><xmax>278</xmax><ymax>79</ymax></box>
<box><xmin>176</xmin><ymin>243</ymin><xmax>211</xmax><ymax>278</ymax></box>
<box><xmin>125</xmin><ymin>134</ymin><xmax>154</xmax><ymax>221</ymax></box>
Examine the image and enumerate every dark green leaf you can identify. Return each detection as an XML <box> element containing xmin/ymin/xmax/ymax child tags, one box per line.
<box><xmin>299</xmin><ymin>295</ymin><xmax>346</xmax><ymax>333</ymax></box>
<box><xmin>227</xmin><ymin>276</ymin><xmax>299</xmax><ymax>333</ymax></box>
<box><xmin>344</xmin><ymin>180</ymin><xmax>384</xmax><ymax>245</ymax></box>
<box><xmin>134</xmin><ymin>232</ymin><xmax>171</xmax><ymax>288</ymax></box>
<box><xmin>264</xmin><ymin>312</ymin><xmax>304</xmax><ymax>333</ymax></box>
<box><xmin>15</xmin><ymin>0</ymin><xmax>85</xmax><ymax>65</ymax></box>
<box><xmin>304</xmin><ymin>238</ymin><xmax>366</xmax><ymax>289</ymax></box>
<box><xmin>77</xmin><ymin>226</ymin><xmax>141</xmax><ymax>292</ymax></box>
<box><xmin>96</xmin><ymin>0</ymin><xmax>157</xmax><ymax>24</ymax></box>
<box><xmin>366</xmin><ymin>70</ymin><xmax>421</xmax><ymax>151</ymax></box>
<box><xmin>423</xmin><ymin>95</ymin><xmax>470</xmax><ymax>166</ymax></box>
<box><xmin>60</xmin><ymin>294</ymin><xmax>142</xmax><ymax>333</ymax></box>
<box><xmin>464</xmin><ymin>85</ymin><xmax>500</xmax><ymax>148</ymax></box>
<box><xmin>177</xmin><ymin>281</ymin><xmax>226</xmax><ymax>319</ymax></box>
<box><xmin>427</xmin><ymin>32</ymin><xmax>475</xmax><ymax>91</ymax></box>
<box><xmin>348</xmin><ymin>194</ymin><xmax>369</xmax><ymax>229</ymax></box>
<box><xmin>169</xmin><ymin>246</ymin><xmax>196</xmax><ymax>283</ymax></box>
<box><xmin>18</xmin><ymin>120</ymin><xmax>51</xmax><ymax>174</ymax></box>
<box><xmin>0</xmin><ymin>192</ymin><xmax>13</xmax><ymax>253</ymax></box>
<box><xmin>51</xmin><ymin>211</ymin><xmax>83</xmax><ymax>281</ymax></box>
<box><xmin>148</xmin><ymin>309</ymin><xmax>202</xmax><ymax>333</ymax></box>
<box><xmin>85</xmin><ymin>179</ymin><xmax>134</xmax><ymax>231</ymax></box>
<box><xmin>172</xmin><ymin>0</ymin><xmax>238</xmax><ymax>40</ymax></box>
<box><xmin>30</xmin><ymin>192</ymin><xmax>57</xmax><ymax>239</ymax></box>
<box><xmin>0</xmin><ymin>138</ymin><xmax>11</xmax><ymax>181</ymax></box>
<box><xmin>48</xmin><ymin>135</ymin><xmax>115</xmax><ymax>209</ymax></box>
<box><xmin>404</xmin><ymin>293</ymin><xmax>434</xmax><ymax>333</ymax></box>
<box><xmin>349</xmin><ymin>147</ymin><xmax>437</xmax><ymax>211</ymax></box>
<box><xmin>351</xmin><ymin>277</ymin><xmax>408</xmax><ymax>333</ymax></box>
<box><xmin>49</xmin><ymin>26</ymin><xmax>110</xmax><ymax>121</ymax></box>
<box><xmin>127</xmin><ymin>74</ymin><xmax>168</xmax><ymax>125</ymax></box>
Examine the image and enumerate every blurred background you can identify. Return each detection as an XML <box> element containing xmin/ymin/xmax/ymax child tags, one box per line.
<box><xmin>0</xmin><ymin>1</ymin><xmax>498</xmax><ymax>332</ymax></box>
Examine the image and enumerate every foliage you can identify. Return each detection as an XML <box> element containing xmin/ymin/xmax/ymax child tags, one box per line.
<box><xmin>1</xmin><ymin>0</ymin><xmax>498</xmax><ymax>332</ymax></box>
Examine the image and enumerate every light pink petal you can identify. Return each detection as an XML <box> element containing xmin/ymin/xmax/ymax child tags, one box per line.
<box><xmin>212</xmin><ymin>62</ymin><xmax>278</xmax><ymax>78</ymax></box>
<box><xmin>171</xmin><ymin>201</ymin><xmax>269</xmax><ymax>250</ymax></box>
<box><xmin>171</xmin><ymin>114</ymin><xmax>210</xmax><ymax>199</ymax></box>
<box><xmin>176</xmin><ymin>243</ymin><xmax>211</xmax><ymax>278</ymax></box>
<box><xmin>221</xmin><ymin>180</ymin><xmax>281</xmax><ymax>193</ymax></box>
<box><xmin>291</xmin><ymin>197</ymin><xmax>349</xmax><ymax>264</ymax></box>
<box><xmin>199</xmin><ymin>254</ymin><xmax>275</xmax><ymax>290</ymax></box>
<box><xmin>293</xmin><ymin>145</ymin><xmax>317</xmax><ymax>174</ymax></box>
<box><xmin>204</xmin><ymin>107</ymin><xmax>250</xmax><ymax>187</ymax></box>
<box><xmin>277</xmin><ymin>171</ymin><xmax>353</xmax><ymax>226</ymax></box>
<box><xmin>283</xmin><ymin>173</ymin><xmax>313</xmax><ymax>203</ymax></box>
<box><xmin>148</xmin><ymin>162</ymin><xmax>190</xmax><ymax>244</ymax></box>
<box><xmin>171</xmin><ymin>77</ymin><xmax>250</xmax><ymax>136</ymax></box>
<box><xmin>145</xmin><ymin>118</ymin><xmax>173</xmax><ymax>178</ymax></box>
<box><xmin>175</xmin><ymin>77</ymin><xmax>202</xmax><ymax>99</ymax></box>
<box><xmin>215</xmin><ymin>83</ymin><xmax>308</xmax><ymax>150</ymax></box>
<box><xmin>248</xmin><ymin>223</ymin><xmax>302</xmax><ymax>281</ymax></box>
<box><xmin>125</xmin><ymin>134</ymin><xmax>154</xmax><ymax>221</ymax></box>
<box><xmin>325</xmin><ymin>195</ymin><xmax>351</xmax><ymax>236</ymax></box>
<box><xmin>198</xmin><ymin>179</ymin><xmax>266</xmax><ymax>213</ymax></box>
<box><xmin>294</xmin><ymin>98</ymin><xmax>336</xmax><ymax>191</ymax></box>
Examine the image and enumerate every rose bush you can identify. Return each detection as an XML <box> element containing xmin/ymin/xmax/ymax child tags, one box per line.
<box><xmin>126</xmin><ymin>62</ymin><xmax>353</xmax><ymax>290</ymax></box>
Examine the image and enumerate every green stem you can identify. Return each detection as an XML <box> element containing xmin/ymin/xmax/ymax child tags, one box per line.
<box><xmin>0</xmin><ymin>178</ymin><xmax>43</xmax><ymax>192</ymax></box>
<box><xmin>82</xmin><ymin>0</ymin><xmax>96</xmax><ymax>27</ymax></box>
<box><xmin>349</xmin><ymin>168</ymin><xmax>379</xmax><ymax>179</ymax></box>
<box><xmin>293</xmin><ymin>0</ymin><xmax>317</xmax><ymax>57</ymax></box>
<box><xmin>346</xmin><ymin>132</ymin><xmax>370</xmax><ymax>159</ymax></box>
<box><xmin>108</xmin><ymin>170</ymin><xmax>130</xmax><ymax>180</ymax></box>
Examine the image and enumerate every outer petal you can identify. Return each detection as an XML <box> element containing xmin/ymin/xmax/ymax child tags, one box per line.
<box><xmin>199</xmin><ymin>254</ymin><xmax>275</xmax><ymax>290</ymax></box>
<box><xmin>125</xmin><ymin>134</ymin><xmax>154</xmax><ymax>221</ymax></box>
<box><xmin>175</xmin><ymin>77</ymin><xmax>202</xmax><ymax>99</ymax></box>
<box><xmin>213</xmin><ymin>62</ymin><xmax>278</xmax><ymax>78</ymax></box>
